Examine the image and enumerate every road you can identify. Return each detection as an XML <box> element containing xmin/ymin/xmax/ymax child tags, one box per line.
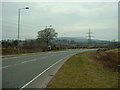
<box><xmin>2</xmin><ymin>49</ymin><xmax>95</xmax><ymax>89</ymax></box>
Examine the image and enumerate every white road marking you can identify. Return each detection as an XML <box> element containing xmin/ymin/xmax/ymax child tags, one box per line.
<box><xmin>12</xmin><ymin>57</ymin><xmax>17</xmax><ymax>59</ymax></box>
<box><xmin>46</xmin><ymin>52</ymin><xmax>51</xmax><ymax>54</ymax></box>
<box><xmin>2</xmin><ymin>59</ymin><xmax>37</xmax><ymax>69</ymax></box>
<box><xmin>2</xmin><ymin>65</ymin><xmax>11</xmax><ymax>69</ymax></box>
<box><xmin>21</xmin><ymin>59</ymin><xmax>36</xmax><ymax>64</ymax></box>
<box><xmin>3</xmin><ymin>57</ymin><xmax>18</xmax><ymax>60</ymax></box>
<box><xmin>1</xmin><ymin>51</ymin><xmax>75</xmax><ymax>70</ymax></box>
<box><xmin>19</xmin><ymin>55</ymin><xmax>70</xmax><ymax>90</ymax></box>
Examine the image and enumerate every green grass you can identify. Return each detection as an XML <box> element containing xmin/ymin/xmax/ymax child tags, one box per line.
<box><xmin>47</xmin><ymin>51</ymin><xmax>118</xmax><ymax>88</ymax></box>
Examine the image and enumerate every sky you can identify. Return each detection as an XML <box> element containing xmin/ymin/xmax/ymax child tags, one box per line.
<box><xmin>1</xmin><ymin>2</ymin><xmax>118</xmax><ymax>41</ymax></box>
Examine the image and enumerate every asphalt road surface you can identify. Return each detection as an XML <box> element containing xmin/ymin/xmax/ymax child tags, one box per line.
<box><xmin>2</xmin><ymin>49</ymin><xmax>95</xmax><ymax>89</ymax></box>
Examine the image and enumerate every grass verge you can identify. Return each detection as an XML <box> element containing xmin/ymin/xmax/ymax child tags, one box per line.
<box><xmin>47</xmin><ymin>51</ymin><xmax>118</xmax><ymax>88</ymax></box>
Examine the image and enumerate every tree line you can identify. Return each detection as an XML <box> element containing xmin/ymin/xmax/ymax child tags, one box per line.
<box><xmin>1</xmin><ymin>26</ymin><xmax>120</xmax><ymax>55</ymax></box>
<box><xmin>2</xmin><ymin>26</ymin><xmax>80</xmax><ymax>54</ymax></box>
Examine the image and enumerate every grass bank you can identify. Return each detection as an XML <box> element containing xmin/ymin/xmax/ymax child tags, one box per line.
<box><xmin>47</xmin><ymin>50</ymin><xmax>118</xmax><ymax>88</ymax></box>
<box><xmin>89</xmin><ymin>49</ymin><xmax>119</xmax><ymax>72</ymax></box>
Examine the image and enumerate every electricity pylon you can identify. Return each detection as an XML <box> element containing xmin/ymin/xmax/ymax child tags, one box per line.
<box><xmin>86</xmin><ymin>28</ymin><xmax>93</xmax><ymax>45</ymax></box>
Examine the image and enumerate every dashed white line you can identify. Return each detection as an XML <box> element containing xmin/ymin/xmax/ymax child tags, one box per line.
<box><xmin>2</xmin><ymin>51</ymin><xmax>74</xmax><ymax>70</ymax></box>
<box><xmin>12</xmin><ymin>57</ymin><xmax>17</xmax><ymax>59</ymax></box>
<box><xmin>3</xmin><ymin>57</ymin><xmax>18</xmax><ymax>60</ymax></box>
<box><xmin>21</xmin><ymin>59</ymin><xmax>36</xmax><ymax>64</ymax></box>
<box><xmin>19</xmin><ymin>55</ymin><xmax>70</xmax><ymax>90</ymax></box>
<box><xmin>2</xmin><ymin>59</ymin><xmax>37</xmax><ymax>69</ymax></box>
<box><xmin>2</xmin><ymin>65</ymin><xmax>11</xmax><ymax>69</ymax></box>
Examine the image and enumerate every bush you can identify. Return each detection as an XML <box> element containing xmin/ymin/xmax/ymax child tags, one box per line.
<box><xmin>90</xmin><ymin>49</ymin><xmax>119</xmax><ymax>72</ymax></box>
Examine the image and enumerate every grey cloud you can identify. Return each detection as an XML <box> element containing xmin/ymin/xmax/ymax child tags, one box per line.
<box><xmin>2</xmin><ymin>2</ymin><xmax>118</xmax><ymax>41</ymax></box>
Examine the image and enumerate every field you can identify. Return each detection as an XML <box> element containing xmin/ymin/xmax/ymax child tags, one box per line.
<box><xmin>47</xmin><ymin>49</ymin><xmax>119</xmax><ymax>88</ymax></box>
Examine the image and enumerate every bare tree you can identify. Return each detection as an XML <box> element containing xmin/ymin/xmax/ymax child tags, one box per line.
<box><xmin>37</xmin><ymin>26</ymin><xmax>58</xmax><ymax>50</ymax></box>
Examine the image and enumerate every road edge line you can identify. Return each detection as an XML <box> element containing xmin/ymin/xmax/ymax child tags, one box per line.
<box><xmin>19</xmin><ymin>55</ymin><xmax>70</xmax><ymax>90</ymax></box>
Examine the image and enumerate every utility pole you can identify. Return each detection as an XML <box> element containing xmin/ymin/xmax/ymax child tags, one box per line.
<box><xmin>17</xmin><ymin>7</ymin><xmax>29</xmax><ymax>54</ymax></box>
<box><xmin>86</xmin><ymin>28</ymin><xmax>93</xmax><ymax>45</ymax></box>
<box><xmin>18</xmin><ymin>8</ymin><xmax>20</xmax><ymax>53</ymax></box>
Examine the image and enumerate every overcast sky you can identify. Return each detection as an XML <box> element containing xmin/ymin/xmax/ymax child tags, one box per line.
<box><xmin>2</xmin><ymin>2</ymin><xmax>118</xmax><ymax>41</ymax></box>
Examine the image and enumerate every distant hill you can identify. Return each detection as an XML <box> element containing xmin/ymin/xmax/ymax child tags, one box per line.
<box><xmin>56</xmin><ymin>37</ymin><xmax>110</xmax><ymax>43</ymax></box>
